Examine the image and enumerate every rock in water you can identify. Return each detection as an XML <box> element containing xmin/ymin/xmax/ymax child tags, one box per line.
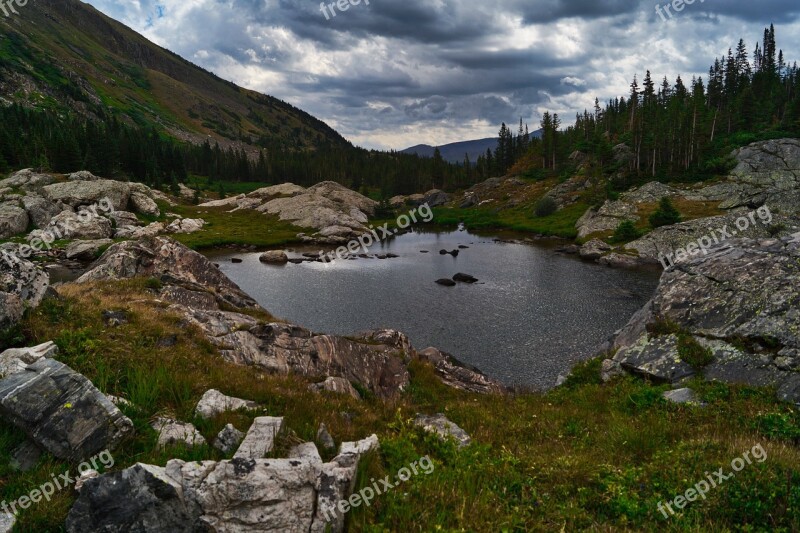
<box><xmin>259</xmin><ymin>250</ymin><xmax>289</xmax><ymax>264</ymax></box>
<box><xmin>453</xmin><ymin>273</ymin><xmax>478</xmax><ymax>283</ymax></box>
<box><xmin>0</xmin><ymin>359</ymin><xmax>134</xmax><ymax>462</ymax></box>
<box><xmin>436</xmin><ymin>278</ymin><xmax>456</xmax><ymax>286</ymax></box>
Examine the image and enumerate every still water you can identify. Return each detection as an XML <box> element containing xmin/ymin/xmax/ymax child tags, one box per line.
<box><xmin>208</xmin><ymin>229</ymin><xmax>660</xmax><ymax>389</ymax></box>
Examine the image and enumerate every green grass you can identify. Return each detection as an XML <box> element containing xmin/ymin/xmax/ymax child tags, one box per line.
<box><xmin>166</xmin><ymin>205</ymin><xmax>304</xmax><ymax>250</ymax></box>
<box><xmin>4</xmin><ymin>280</ymin><xmax>799</xmax><ymax>531</ymax></box>
<box><xmin>431</xmin><ymin>202</ymin><xmax>588</xmax><ymax>239</ymax></box>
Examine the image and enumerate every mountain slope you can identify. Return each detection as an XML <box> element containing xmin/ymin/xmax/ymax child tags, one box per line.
<box><xmin>402</xmin><ymin>131</ymin><xmax>542</xmax><ymax>163</ymax></box>
<box><xmin>0</xmin><ymin>0</ymin><xmax>347</xmax><ymax>152</ymax></box>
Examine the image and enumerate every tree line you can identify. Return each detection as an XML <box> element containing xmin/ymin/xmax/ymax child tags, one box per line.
<box><xmin>503</xmin><ymin>25</ymin><xmax>800</xmax><ymax>187</ymax></box>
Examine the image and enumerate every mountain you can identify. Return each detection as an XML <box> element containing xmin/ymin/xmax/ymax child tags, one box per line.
<box><xmin>0</xmin><ymin>0</ymin><xmax>347</xmax><ymax>152</ymax></box>
<box><xmin>401</xmin><ymin>131</ymin><xmax>542</xmax><ymax>163</ymax></box>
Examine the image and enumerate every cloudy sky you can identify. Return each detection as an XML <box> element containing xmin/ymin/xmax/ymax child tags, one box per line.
<box><xmin>83</xmin><ymin>0</ymin><xmax>800</xmax><ymax>150</ymax></box>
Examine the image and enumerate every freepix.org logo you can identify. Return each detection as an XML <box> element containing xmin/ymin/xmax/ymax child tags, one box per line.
<box><xmin>0</xmin><ymin>0</ymin><xmax>27</xmax><ymax>18</ymax></box>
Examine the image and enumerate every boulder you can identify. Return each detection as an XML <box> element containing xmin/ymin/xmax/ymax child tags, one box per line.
<box><xmin>213</xmin><ymin>424</ymin><xmax>245</xmax><ymax>455</ymax></box>
<box><xmin>166</xmin><ymin>218</ymin><xmax>205</xmax><ymax>234</ymax></box>
<box><xmin>46</xmin><ymin>210</ymin><xmax>113</xmax><ymax>240</ymax></box>
<box><xmin>0</xmin><ymin>202</ymin><xmax>29</xmax><ymax>239</ymax></box>
<box><xmin>260</xmin><ymin>250</ymin><xmax>289</xmax><ymax>264</ymax></box>
<box><xmin>0</xmin><ymin>359</ymin><xmax>133</xmax><ymax>462</ymax></box>
<box><xmin>289</xmin><ymin>442</ymin><xmax>323</xmax><ymax>464</ymax></box>
<box><xmin>0</xmin><ymin>252</ymin><xmax>49</xmax><ymax>330</ymax></box>
<box><xmin>65</xmin><ymin>239</ymin><xmax>113</xmax><ymax>261</ymax></box>
<box><xmin>234</xmin><ymin>416</ymin><xmax>284</xmax><ymax>459</ymax></box>
<box><xmin>67</xmin><ymin>171</ymin><xmax>103</xmax><ymax>182</ymax></box>
<box><xmin>195</xmin><ymin>389</ymin><xmax>258</xmax><ymax>419</ymax></box>
<box><xmin>423</xmin><ymin>189</ymin><xmax>451</xmax><ymax>207</ymax></box>
<box><xmin>414</xmin><ymin>414</ymin><xmax>471</xmax><ymax>448</ymax></box>
<box><xmin>247</xmin><ymin>183</ymin><xmax>307</xmax><ymax>199</ymax></box>
<box><xmin>21</xmin><ymin>195</ymin><xmax>61</xmax><ymax>229</ymax></box>
<box><xmin>130</xmin><ymin>191</ymin><xmax>160</xmax><ymax>217</ymax></box>
<box><xmin>598</xmin><ymin>252</ymin><xmax>644</xmax><ymax>268</ymax></box>
<box><xmin>42</xmin><ymin>179</ymin><xmax>131</xmax><ymax>211</ymax></box>
<box><xmin>436</xmin><ymin>278</ymin><xmax>456</xmax><ymax>286</ymax></box>
<box><xmin>114</xmin><ymin>221</ymin><xmax>164</xmax><ymax>239</ymax></box>
<box><xmin>610</xmin><ymin>233</ymin><xmax>800</xmax><ymax>403</ymax></box>
<box><xmin>309</xmin><ymin>377</ymin><xmax>361</xmax><ymax>400</ymax></box>
<box><xmin>579</xmin><ymin>238</ymin><xmax>611</xmax><ymax>260</ymax></box>
<box><xmin>151</xmin><ymin>418</ymin><xmax>206</xmax><ymax>449</ymax></box>
<box><xmin>109</xmin><ymin>211</ymin><xmax>141</xmax><ymax>228</ymax></box>
<box><xmin>0</xmin><ymin>169</ymin><xmax>56</xmax><ymax>191</ymax></box>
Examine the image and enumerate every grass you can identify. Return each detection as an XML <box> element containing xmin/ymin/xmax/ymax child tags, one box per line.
<box><xmin>2</xmin><ymin>279</ymin><xmax>799</xmax><ymax>531</ymax></box>
<box><xmin>432</xmin><ymin>202</ymin><xmax>588</xmax><ymax>239</ymax></box>
<box><xmin>166</xmin><ymin>205</ymin><xmax>304</xmax><ymax>250</ymax></box>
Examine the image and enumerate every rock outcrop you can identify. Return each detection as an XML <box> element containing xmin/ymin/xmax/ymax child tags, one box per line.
<box><xmin>76</xmin><ymin>237</ymin><xmax>503</xmax><ymax>398</ymax></box>
<box><xmin>201</xmin><ymin>181</ymin><xmax>378</xmax><ymax>244</ymax></box>
<box><xmin>606</xmin><ymin>233</ymin><xmax>800</xmax><ymax>404</ymax></box>
<box><xmin>66</xmin><ymin>431</ymin><xmax>380</xmax><ymax>533</ymax></box>
<box><xmin>414</xmin><ymin>414</ymin><xmax>471</xmax><ymax>448</ymax></box>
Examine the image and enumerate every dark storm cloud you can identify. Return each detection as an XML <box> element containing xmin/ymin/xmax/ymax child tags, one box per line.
<box><xmin>85</xmin><ymin>0</ymin><xmax>800</xmax><ymax>149</ymax></box>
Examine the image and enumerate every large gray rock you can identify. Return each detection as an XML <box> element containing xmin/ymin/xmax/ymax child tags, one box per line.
<box><xmin>166</xmin><ymin>218</ymin><xmax>205</xmax><ymax>234</ymax></box>
<box><xmin>130</xmin><ymin>191</ymin><xmax>160</xmax><ymax>217</ymax></box>
<box><xmin>0</xmin><ymin>359</ymin><xmax>133</xmax><ymax>461</ymax></box>
<box><xmin>423</xmin><ymin>189</ymin><xmax>451</xmax><ymax>207</ymax></box>
<box><xmin>46</xmin><ymin>210</ymin><xmax>113</xmax><ymax>240</ymax></box>
<box><xmin>579</xmin><ymin>238</ymin><xmax>612</xmax><ymax>260</ymax></box>
<box><xmin>213</xmin><ymin>424</ymin><xmax>244</xmax><ymax>455</ymax></box>
<box><xmin>0</xmin><ymin>252</ymin><xmax>49</xmax><ymax>330</ymax></box>
<box><xmin>65</xmin><ymin>239</ymin><xmax>113</xmax><ymax>261</ymax></box>
<box><xmin>0</xmin><ymin>202</ymin><xmax>29</xmax><ymax>239</ymax></box>
<box><xmin>21</xmin><ymin>195</ymin><xmax>61</xmax><ymax>229</ymax></box>
<box><xmin>43</xmin><ymin>179</ymin><xmax>131</xmax><ymax>211</ymax></box>
<box><xmin>0</xmin><ymin>169</ymin><xmax>56</xmax><ymax>191</ymax></box>
<box><xmin>610</xmin><ymin>233</ymin><xmax>800</xmax><ymax>403</ymax></box>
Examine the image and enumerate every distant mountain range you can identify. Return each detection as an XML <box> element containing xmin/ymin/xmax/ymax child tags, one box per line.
<box><xmin>401</xmin><ymin>130</ymin><xmax>542</xmax><ymax>163</ymax></box>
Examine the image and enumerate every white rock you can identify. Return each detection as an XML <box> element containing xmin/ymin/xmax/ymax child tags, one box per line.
<box><xmin>151</xmin><ymin>418</ymin><xmax>207</xmax><ymax>449</ymax></box>
<box><xmin>234</xmin><ymin>416</ymin><xmax>284</xmax><ymax>459</ymax></box>
<box><xmin>0</xmin><ymin>342</ymin><xmax>58</xmax><ymax>377</ymax></box>
<box><xmin>195</xmin><ymin>389</ymin><xmax>257</xmax><ymax>419</ymax></box>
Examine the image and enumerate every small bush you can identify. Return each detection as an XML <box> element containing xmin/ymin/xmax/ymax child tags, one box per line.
<box><xmin>612</xmin><ymin>220</ymin><xmax>640</xmax><ymax>243</ymax></box>
<box><xmin>533</xmin><ymin>196</ymin><xmax>558</xmax><ymax>218</ymax></box>
<box><xmin>649</xmin><ymin>197</ymin><xmax>681</xmax><ymax>228</ymax></box>
<box><xmin>677</xmin><ymin>334</ymin><xmax>714</xmax><ymax>370</ymax></box>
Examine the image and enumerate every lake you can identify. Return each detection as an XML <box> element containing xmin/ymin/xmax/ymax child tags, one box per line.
<box><xmin>207</xmin><ymin>229</ymin><xmax>661</xmax><ymax>389</ymax></box>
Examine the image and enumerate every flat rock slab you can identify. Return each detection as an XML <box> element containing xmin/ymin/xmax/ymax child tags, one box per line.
<box><xmin>614</xmin><ymin>334</ymin><xmax>696</xmax><ymax>383</ymax></box>
<box><xmin>663</xmin><ymin>388</ymin><xmax>703</xmax><ymax>405</ymax></box>
<box><xmin>0</xmin><ymin>359</ymin><xmax>133</xmax><ymax>462</ymax></box>
<box><xmin>0</xmin><ymin>341</ymin><xmax>58</xmax><ymax>377</ymax></box>
<box><xmin>414</xmin><ymin>414</ymin><xmax>472</xmax><ymax>448</ymax></box>
<box><xmin>234</xmin><ymin>416</ymin><xmax>284</xmax><ymax>459</ymax></box>
<box><xmin>195</xmin><ymin>389</ymin><xmax>258</xmax><ymax>419</ymax></box>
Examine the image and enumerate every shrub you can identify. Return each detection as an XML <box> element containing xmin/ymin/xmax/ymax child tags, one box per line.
<box><xmin>677</xmin><ymin>334</ymin><xmax>714</xmax><ymax>370</ymax></box>
<box><xmin>533</xmin><ymin>196</ymin><xmax>557</xmax><ymax>218</ymax></box>
<box><xmin>612</xmin><ymin>220</ymin><xmax>640</xmax><ymax>243</ymax></box>
<box><xmin>649</xmin><ymin>197</ymin><xmax>681</xmax><ymax>228</ymax></box>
